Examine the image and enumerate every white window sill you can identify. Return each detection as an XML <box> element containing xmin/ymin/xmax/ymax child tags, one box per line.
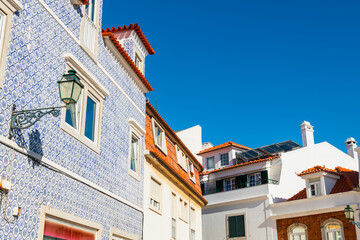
<box><xmin>128</xmin><ymin>169</ymin><xmax>140</xmax><ymax>182</ymax></box>
<box><xmin>149</xmin><ymin>205</ymin><xmax>162</xmax><ymax>216</ymax></box>
<box><xmin>61</xmin><ymin>122</ymin><xmax>100</xmax><ymax>154</ymax></box>
<box><xmin>179</xmin><ymin>216</ymin><xmax>188</xmax><ymax>223</ymax></box>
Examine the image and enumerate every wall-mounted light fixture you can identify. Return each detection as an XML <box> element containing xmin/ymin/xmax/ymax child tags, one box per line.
<box><xmin>8</xmin><ymin>70</ymin><xmax>83</xmax><ymax>139</ymax></box>
<box><xmin>344</xmin><ymin>205</ymin><xmax>360</xmax><ymax>229</ymax></box>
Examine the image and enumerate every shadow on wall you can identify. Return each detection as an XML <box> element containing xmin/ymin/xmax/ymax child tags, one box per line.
<box><xmin>27</xmin><ymin>129</ymin><xmax>43</xmax><ymax>168</ymax></box>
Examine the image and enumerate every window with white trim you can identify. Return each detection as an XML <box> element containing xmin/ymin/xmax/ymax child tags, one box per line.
<box><xmin>135</xmin><ymin>53</ymin><xmax>142</xmax><ymax>71</ymax></box>
<box><xmin>152</xmin><ymin>118</ymin><xmax>167</xmax><ymax>154</ymax></box>
<box><xmin>287</xmin><ymin>223</ymin><xmax>308</xmax><ymax>240</ymax></box>
<box><xmin>309</xmin><ymin>178</ymin><xmax>322</xmax><ymax>197</ymax></box>
<box><xmin>171</xmin><ymin>193</ymin><xmax>177</xmax><ymax>239</ymax></box>
<box><xmin>80</xmin><ymin>0</ymin><xmax>99</xmax><ymax>57</ymax></box>
<box><xmin>179</xmin><ymin>198</ymin><xmax>188</xmax><ymax>222</ymax></box>
<box><xmin>40</xmin><ymin>206</ymin><xmax>102</xmax><ymax>240</ymax></box>
<box><xmin>149</xmin><ymin>177</ymin><xmax>161</xmax><ymax>213</ymax></box>
<box><xmin>61</xmin><ymin>55</ymin><xmax>109</xmax><ymax>153</ymax></box>
<box><xmin>175</xmin><ymin>145</ymin><xmax>188</xmax><ymax>171</ymax></box>
<box><xmin>248</xmin><ymin>172</ymin><xmax>261</xmax><ymax>186</ymax></box>
<box><xmin>220</xmin><ymin>153</ymin><xmax>229</xmax><ymax>166</ymax></box>
<box><xmin>206</xmin><ymin>156</ymin><xmax>215</xmax><ymax>169</ymax></box>
<box><xmin>188</xmin><ymin>160</ymin><xmax>196</xmax><ymax>182</ymax></box>
<box><xmin>227</xmin><ymin>213</ymin><xmax>246</xmax><ymax>239</ymax></box>
<box><xmin>323</xmin><ymin>221</ymin><xmax>343</xmax><ymax>240</ymax></box>
<box><xmin>190</xmin><ymin>207</ymin><xmax>196</xmax><ymax>240</ymax></box>
<box><xmin>0</xmin><ymin>0</ymin><xmax>22</xmax><ymax>89</ymax></box>
<box><xmin>110</xmin><ymin>227</ymin><xmax>140</xmax><ymax>240</ymax></box>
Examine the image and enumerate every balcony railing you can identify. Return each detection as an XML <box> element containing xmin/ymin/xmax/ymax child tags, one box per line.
<box><xmin>82</xmin><ymin>13</ymin><xmax>96</xmax><ymax>53</ymax></box>
<box><xmin>202</xmin><ymin>179</ymin><xmax>278</xmax><ymax>195</ymax></box>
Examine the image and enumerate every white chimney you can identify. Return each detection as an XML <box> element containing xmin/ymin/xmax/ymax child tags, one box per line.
<box><xmin>300</xmin><ymin>121</ymin><xmax>314</xmax><ymax>147</ymax></box>
<box><xmin>345</xmin><ymin>137</ymin><xmax>358</xmax><ymax>159</ymax></box>
<box><xmin>354</xmin><ymin>146</ymin><xmax>360</xmax><ymax>187</ymax></box>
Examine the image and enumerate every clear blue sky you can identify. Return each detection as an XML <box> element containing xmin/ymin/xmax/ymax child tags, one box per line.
<box><xmin>102</xmin><ymin>0</ymin><xmax>360</xmax><ymax>152</ymax></box>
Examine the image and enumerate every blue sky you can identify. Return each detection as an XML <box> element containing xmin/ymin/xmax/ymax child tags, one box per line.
<box><xmin>102</xmin><ymin>0</ymin><xmax>360</xmax><ymax>152</ymax></box>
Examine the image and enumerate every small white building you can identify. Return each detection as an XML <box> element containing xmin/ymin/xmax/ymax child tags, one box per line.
<box><xmin>179</xmin><ymin>122</ymin><xmax>359</xmax><ymax>240</ymax></box>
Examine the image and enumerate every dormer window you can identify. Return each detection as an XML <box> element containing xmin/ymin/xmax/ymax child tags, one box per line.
<box><xmin>135</xmin><ymin>53</ymin><xmax>142</xmax><ymax>70</ymax></box>
<box><xmin>80</xmin><ymin>0</ymin><xmax>99</xmax><ymax>57</ymax></box>
<box><xmin>152</xmin><ymin>118</ymin><xmax>167</xmax><ymax>154</ymax></box>
<box><xmin>309</xmin><ymin>178</ymin><xmax>322</xmax><ymax>196</ymax></box>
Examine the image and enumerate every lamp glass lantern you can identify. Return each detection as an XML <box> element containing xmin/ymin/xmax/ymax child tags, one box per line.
<box><xmin>344</xmin><ymin>205</ymin><xmax>354</xmax><ymax>220</ymax></box>
<box><xmin>58</xmin><ymin>70</ymin><xmax>84</xmax><ymax>105</ymax></box>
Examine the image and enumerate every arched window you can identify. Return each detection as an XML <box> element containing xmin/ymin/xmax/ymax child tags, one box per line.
<box><xmin>321</xmin><ymin>218</ymin><xmax>344</xmax><ymax>240</ymax></box>
<box><xmin>287</xmin><ymin>223</ymin><xmax>308</xmax><ymax>240</ymax></box>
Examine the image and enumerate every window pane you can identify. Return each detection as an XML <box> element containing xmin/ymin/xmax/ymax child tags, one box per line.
<box><xmin>130</xmin><ymin>136</ymin><xmax>139</xmax><ymax>172</ymax></box>
<box><xmin>292</xmin><ymin>226</ymin><xmax>305</xmax><ymax>233</ymax></box>
<box><xmin>172</xmin><ymin>218</ymin><xmax>176</xmax><ymax>239</ymax></box>
<box><xmin>44</xmin><ymin>220</ymin><xmax>95</xmax><ymax>240</ymax></box>
<box><xmin>65</xmin><ymin>94</ymin><xmax>82</xmax><ymax>130</ymax></box>
<box><xmin>221</xmin><ymin>153</ymin><xmax>229</xmax><ymax>166</ymax></box>
<box><xmin>85</xmin><ymin>0</ymin><xmax>96</xmax><ymax>22</ymax></box>
<box><xmin>190</xmin><ymin>229</ymin><xmax>195</xmax><ymax>240</ymax></box>
<box><xmin>207</xmin><ymin>157</ymin><xmax>214</xmax><ymax>169</ymax></box>
<box><xmin>84</xmin><ymin>96</ymin><xmax>96</xmax><ymax>141</ymax></box>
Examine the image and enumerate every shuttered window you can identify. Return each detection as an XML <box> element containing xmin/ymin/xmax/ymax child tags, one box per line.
<box><xmin>216</xmin><ymin>180</ymin><xmax>224</xmax><ymax>192</ymax></box>
<box><xmin>150</xmin><ymin>178</ymin><xmax>161</xmax><ymax>211</ymax></box>
<box><xmin>228</xmin><ymin>215</ymin><xmax>245</xmax><ymax>238</ymax></box>
<box><xmin>260</xmin><ymin>170</ymin><xmax>268</xmax><ymax>184</ymax></box>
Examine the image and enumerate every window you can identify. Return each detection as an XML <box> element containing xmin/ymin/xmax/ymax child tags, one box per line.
<box><xmin>135</xmin><ymin>53</ymin><xmax>142</xmax><ymax>71</ymax></box>
<box><xmin>80</xmin><ymin>0</ymin><xmax>99</xmax><ymax>56</ymax></box>
<box><xmin>221</xmin><ymin>153</ymin><xmax>229</xmax><ymax>166</ymax></box>
<box><xmin>227</xmin><ymin>214</ymin><xmax>246</xmax><ymax>239</ymax></box>
<box><xmin>0</xmin><ymin>0</ymin><xmax>22</xmax><ymax>89</ymax></box>
<box><xmin>171</xmin><ymin>193</ymin><xmax>177</xmax><ymax>239</ymax></box>
<box><xmin>188</xmin><ymin>160</ymin><xmax>196</xmax><ymax>182</ymax></box>
<box><xmin>149</xmin><ymin>177</ymin><xmax>161</xmax><ymax>213</ymax></box>
<box><xmin>152</xmin><ymin>118</ymin><xmax>167</xmax><ymax>154</ymax></box>
<box><xmin>190</xmin><ymin>208</ymin><xmax>196</xmax><ymax>240</ymax></box>
<box><xmin>287</xmin><ymin>223</ymin><xmax>308</xmax><ymax>240</ymax></box>
<box><xmin>248</xmin><ymin>172</ymin><xmax>261</xmax><ymax>186</ymax></box>
<box><xmin>224</xmin><ymin>179</ymin><xmax>233</xmax><ymax>191</ymax></box>
<box><xmin>309</xmin><ymin>178</ymin><xmax>322</xmax><ymax>197</ymax></box>
<box><xmin>175</xmin><ymin>145</ymin><xmax>188</xmax><ymax>171</ymax></box>
<box><xmin>39</xmin><ymin>206</ymin><xmax>102</xmax><ymax>240</ymax></box>
<box><xmin>321</xmin><ymin>219</ymin><xmax>344</xmax><ymax>240</ymax></box>
<box><xmin>130</xmin><ymin>134</ymin><xmax>139</xmax><ymax>171</ymax></box>
<box><xmin>128</xmin><ymin>118</ymin><xmax>145</xmax><ymax>180</ymax></box>
<box><xmin>179</xmin><ymin>198</ymin><xmax>188</xmax><ymax>222</ymax></box>
<box><xmin>207</xmin><ymin>156</ymin><xmax>215</xmax><ymax>169</ymax></box>
<box><xmin>61</xmin><ymin>54</ymin><xmax>109</xmax><ymax>153</ymax></box>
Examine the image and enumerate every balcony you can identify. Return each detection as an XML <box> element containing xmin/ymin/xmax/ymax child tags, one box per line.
<box><xmin>202</xmin><ymin>179</ymin><xmax>278</xmax><ymax>196</ymax></box>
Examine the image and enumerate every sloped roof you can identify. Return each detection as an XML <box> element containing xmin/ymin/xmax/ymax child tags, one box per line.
<box><xmin>297</xmin><ymin>165</ymin><xmax>342</xmax><ymax>176</ymax></box>
<box><xmin>103</xmin><ymin>23</ymin><xmax>155</xmax><ymax>55</ymax></box>
<box><xmin>198</xmin><ymin>141</ymin><xmax>251</xmax><ymax>155</ymax></box>
<box><xmin>101</xmin><ymin>30</ymin><xmax>153</xmax><ymax>91</ymax></box>
<box><xmin>288</xmin><ymin>166</ymin><xmax>358</xmax><ymax>201</ymax></box>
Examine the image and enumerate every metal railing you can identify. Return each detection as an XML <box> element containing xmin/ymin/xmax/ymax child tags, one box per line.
<box><xmin>202</xmin><ymin>179</ymin><xmax>278</xmax><ymax>195</ymax></box>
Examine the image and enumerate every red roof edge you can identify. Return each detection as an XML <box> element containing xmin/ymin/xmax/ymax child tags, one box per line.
<box><xmin>101</xmin><ymin>31</ymin><xmax>153</xmax><ymax>92</ymax></box>
<box><xmin>102</xmin><ymin>23</ymin><xmax>155</xmax><ymax>55</ymax></box>
<box><xmin>287</xmin><ymin>188</ymin><xmax>307</xmax><ymax>201</ymax></box>
<box><xmin>198</xmin><ymin>141</ymin><xmax>251</xmax><ymax>155</ymax></box>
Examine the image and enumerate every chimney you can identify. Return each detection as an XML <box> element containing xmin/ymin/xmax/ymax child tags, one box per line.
<box><xmin>345</xmin><ymin>137</ymin><xmax>358</xmax><ymax>159</ymax></box>
<box><xmin>354</xmin><ymin>146</ymin><xmax>360</xmax><ymax>187</ymax></box>
<box><xmin>300</xmin><ymin>121</ymin><xmax>314</xmax><ymax>147</ymax></box>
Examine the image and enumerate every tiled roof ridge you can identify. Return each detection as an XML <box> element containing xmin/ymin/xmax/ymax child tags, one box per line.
<box><xmin>148</xmin><ymin>149</ymin><xmax>208</xmax><ymax>205</ymax></box>
<box><xmin>101</xmin><ymin>31</ymin><xmax>153</xmax><ymax>91</ymax></box>
<box><xmin>198</xmin><ymin>141</ymin><xmax>251</xmax><ymax>155</ymax></box>
<box><xmin>297</xmin><ymin>165</ymin><xmax>342</xmax><ymax>176</ymax></box>
<box><xmin>146</xmin><ymin>101</ymin><xmax>204</xmax><ymax>171</ymax></box>
<box><xmin>102</xmin><ymin>23</ymin><xmax>155</xmax><ymax>55</ymax></box>
<box><xmin>199</xmin><ymin>155</ymin><xmax>279</xmax><ymax>175</ymax></box>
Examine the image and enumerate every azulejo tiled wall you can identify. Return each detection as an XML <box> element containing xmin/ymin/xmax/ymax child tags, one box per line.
<box><xmin>0</xmin><ymin>0</ymin><xmax>147</xmax><ymax>239</ymax></box>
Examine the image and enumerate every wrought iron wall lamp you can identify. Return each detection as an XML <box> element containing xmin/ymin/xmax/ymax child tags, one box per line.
<box><xmin>8</xmin><ymin>70</ymin><xmax>83</xmax><ymax>139</ymax></box>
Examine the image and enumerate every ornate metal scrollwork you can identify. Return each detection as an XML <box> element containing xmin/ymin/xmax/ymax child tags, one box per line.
<box><xmin>9</xmin><ymin>104</ymin><xmax>65</xmax><ymax>139</ymax></box>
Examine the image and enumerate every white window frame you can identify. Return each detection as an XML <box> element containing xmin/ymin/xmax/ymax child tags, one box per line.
<box><xmin>175</xmin><ymin>144</ymin><xmax>188</xmax><ymax>171</ymax></box>
<box><xmin>247</xmin><ymin>172</ymin><xmax>261</xmax><ymax>187</ymax></box>
<box><xmin>179</xmin><ymin>198</ymin><xmax>188</xmax><ymax>223</ymax></box>
<box><xmin>38</xmin><ymin>205</ymin><xmax>102</xmax><ymax>240</ymax></box>
<box><xmin>190</xmin><ymin>207</ymin><xmax>196</xmax><ymax>239</ymax></box>
<box><xmin>0</xmin><ymin>0</ymin><xmax>22</xmax><ymax>89</ymax></box>
<box><xmin>287</xmin><ymin>223</ymin><xmax>308</xmax><ymax>240</ymax></box>
<box><xmin>224</xmin><ymin>178</ymin><xmax>233</xmax><ymax>191</ymax></box>
<box><xmin>226</xmin><ymin>212</ymin><xmax>247</xmax><ymax>240</ymax></box>
<box><xmin>220</xmin><ymin>153</ymin><xmax>229</xmax><ymax>166</ymax></box>
<box><xmin>128</xmin><ymin>118</ymin><xmax>145</xmax><ymax>181</ymax></box>
<box><xmin>321</xmin><ymin>218</ymin><xmax>345</xmax><ymax>240</ymax></box>
<box><xmin>61</xmin><ymin>54</ymin><xmax>109</xmax><ymax>153</ymax></box>
<box><xmin>188</xmin><ymin>160</ymin><xmax>196</xmax><ymax>182</ymax></box>
<box><xmin>308</xmin><ymin>178</ymin><xmax>322</xmax><ymax>197</ymax></box>
<box><xmin>206</xmin><ymin>156</ymin><xmax>215</xmax><ymax>169</ymax></box>
<box><xmin>110</xmin><ymin>227</ymin><xmax>140</xmax><ymax>240</ymax></box>
<box><xmin>151</xmin><ymin>118</ymin><xmax>167</xmax><ymax>154</ymax></box>
<box><xmin>134</xmin><ymin>52</ymin><xmax>143</xmax><ymax>72</ymax></box>
<box><xmin>149</xmin><ymin>176</ymin><xmax>162</xmax><ymax>214</ymax></box>
<box><xmin>80</xmin><ymin>0</ymin><xmax>100</xmax><ymax>60</ymax></box>
<box><xmin>171</xmin><ymin>192</ymin><xmax>177</xmax><ymax>240</ymax></box>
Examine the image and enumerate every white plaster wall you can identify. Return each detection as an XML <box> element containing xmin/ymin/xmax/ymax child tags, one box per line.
<box><xmin>272</xmin><ymin>142</ymin><xmax>358</xmax><ymax>201</ymax></box>
<box><xmin>202</xmin><ymin>198</ymin><xmax>275</xmax><ymax>240</ymax></box>
<box><xmin>176</xmin><ymin>125</ymin><xmax>203</xmax><ymax>162</ymax></box>
<box><xmin>143</xmin><ymin>160</ymin><xmax>203</xmax><ymax>240</ymax></box>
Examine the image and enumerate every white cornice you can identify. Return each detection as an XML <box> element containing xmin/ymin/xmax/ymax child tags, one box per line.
<box><xmin>3</xmin><ymin>0</ymin><xmax>23</xmax><ymax>12</ymax></box>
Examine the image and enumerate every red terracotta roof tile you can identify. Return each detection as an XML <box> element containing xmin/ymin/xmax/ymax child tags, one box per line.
<box><xmin>101</xmin><ymin>31</ymin><xmax>153</xmax><ymax>91</ymax></box>
<box><xmin>297</xmin><ymin>165</ymin><xmax>341</xmax><ymax>176</ymax></box>
<box><xmin>81</xmin><ymin>0</ymin><xmax>89</xmax><ymax>4</ymax></box>
<box><xmin>103</xmin><ymin>24</ymin><xmax>155</xmax><ymax>55</ymax></box>
<box><xmin>288</xmin><ymin>166</ymin><xmax>359</xmax><ymax>201</ymax></box>
<box><xmin>198</xmin><ymin>141</ymin><xmax>251</xmax><ymax>155</ymax></box>
<box><xmin>199</xmin><ymin>155</ymin><xmax>280</xmax><ymax>175</ymax></box>
<box><xmin>287</xmin><ymin>188</ymin><xmax>307</xmax><ymax>201</ymax></box>
<box><xmin>145</xmin><ymin>102</ymin><xmax>207</xmax><ymax>206</ymax></box>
